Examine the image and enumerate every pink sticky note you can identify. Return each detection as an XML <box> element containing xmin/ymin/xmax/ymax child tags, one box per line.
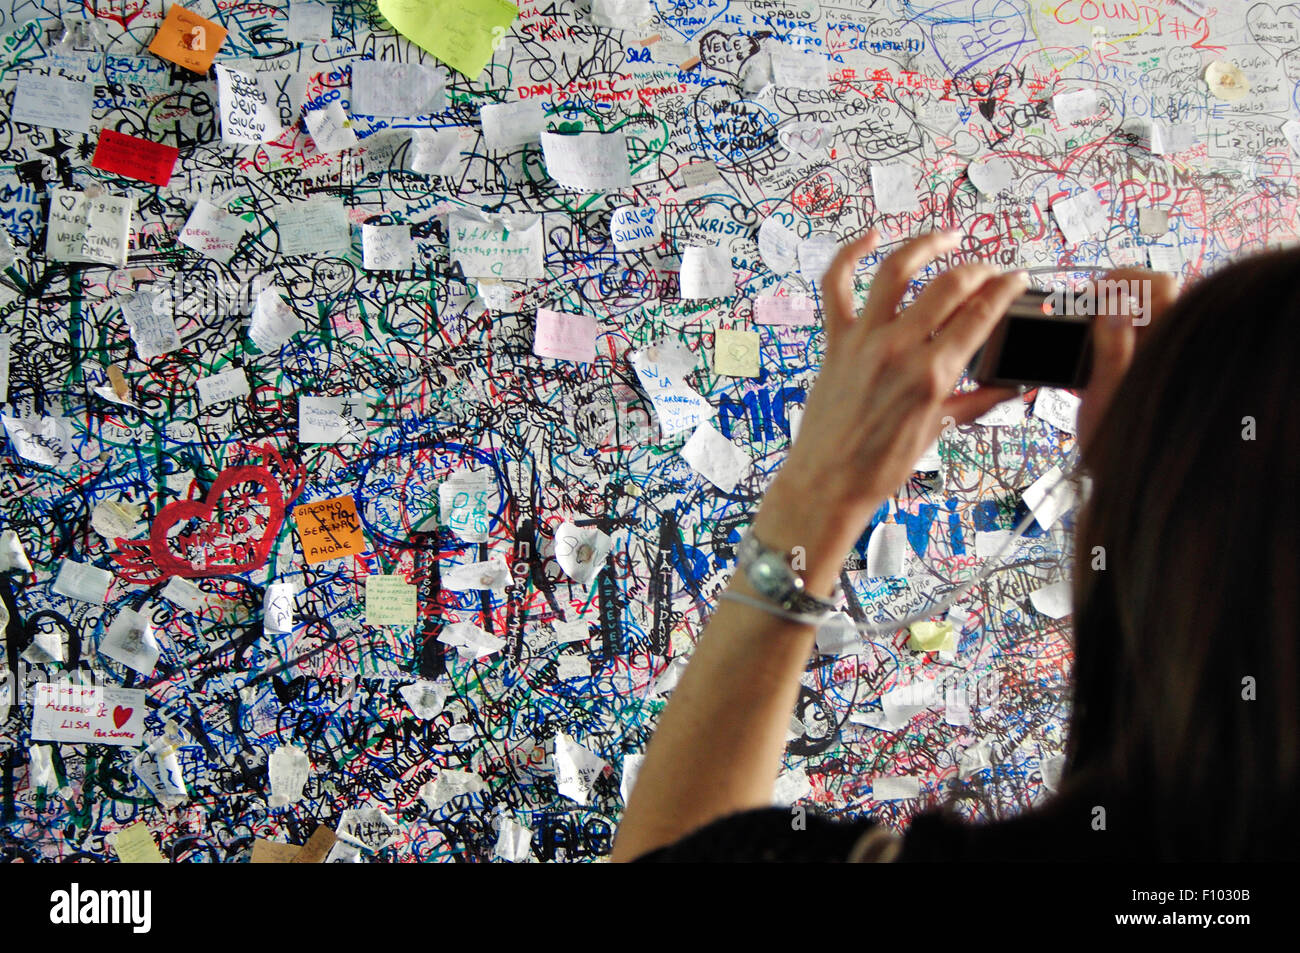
<box><xmin>754</xmin><ymin>294</ymin><xmax>816</xmax><ymax>326</ymax></box>
<box><xmin>533</xmin><ymin>308</ymin><xmax>599</xmax><ymax>362</ymax></box>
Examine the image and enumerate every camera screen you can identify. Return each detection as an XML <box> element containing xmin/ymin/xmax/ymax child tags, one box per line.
<box><xmin>994</xmin><ymin>316</ymin><xmax>1091</xmax><ymax>385</ymax></box>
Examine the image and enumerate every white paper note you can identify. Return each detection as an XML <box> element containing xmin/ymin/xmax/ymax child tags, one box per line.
<box><xmin>1052</xmin><ymin>191</ymin><xmax>1108</xmax><ymax>245</ymax></box>
<box><xmin>1053</xmin><ymin>89</ymin><xmax>1100</xmax><ymax>124</ymax></box>
<box><xmin>216</xmin><ymin>65</ymin><xmax>284</xmax><ymax>144</ymax></box>
<box><xmin>438</xmin><ymin>620</ymin><xmax>506</xmax><ymax>659</ymax></box>
<box><xmin>12</xmin><ymin>71</ymin><xmax>93</xmax><ymax>133</ymax></box>
<box><xmin>680</xmin><ymin>422</ymin><xmax>751</xmax><ymax>492</ymax></box>
<box><xmin>1033</xmin><ymin>387</ymin><xmax>1081</xmax><ymax>435</ymax></box>
<box><xmin>268</xmin><ymin>744</ymin><xmax>310</xmax><ymax>807</ymax></box>
<box><xmin>46</xmin><ymin>189</ymin><xmax>131</xmax><ymax>267</ymax></box>
<box><xmin>553</xmin><ymin>521</ymin><xmax>613</xmax><ymax>586</ymax></box>
<box><xmin>1029</xmin><ymin>580</ymin><xmax>1073</xmax><ymax>618</ymax></box>
<box><xmin>53</xmin><ymin>559</ymin><xmax>112</xmax><ymax>603</ymax></box>
<box><xmin>479</xmin><ymin>100</ymin><xmax>545</xmax><ymax>150</ymax></box>
<box><xmin>871</xmin><ymin>163</ymin><xmax>921</xmax><ymax>215</ymax></box>
<box><xmin>442</xmin><ymin>555</ymin><xmax>512</xmax><ymax>591</ymax></box>
<box><xmin>630</xmin><ymin>340</ymin><xmax>713</xmax><ymax>437</ymax></box>
<box><xmin>179</xmin><ymin>200</ymin><xmax>251</xmax><ymax>263</ymax></box>
<box><xmin>304</xmin><ymin>101</ymin><xmax>357</xmax><ymax>153</ymax></box>
<box><xmin>449</xmin><ymin>213</ymin><xmax>544</xmax><ymax>280</ymax></box>
<box><xmin>553</xmin><ymin>733</ymin><xmax>609</xmax><ymax>804</ymax></box>
<box><xmin>263</xmin><ymin>581</ymin><xmax>296</xmax><ymax>634</ymax></box>
<box><xmin>541</xmin><ymin>130</ymin><xmax>632</xmax><ymax>191</ymax></box>
<box><xmin>1022</xmin><ymin>465</ymin><xmax>1076</xmax><ymax>531</ymax></box>
<box><xmin>680</xmin><ymin>245</ymin><xmax>736</xmax><ymax>298</ymax></box>
<box><xmin>610</xmin><ymin>206</ymin><xmax>661</xmax><ymax>251</ymax></box>
<box><xmin>31</xmin><ymin>683</ymin><xmax>146</xmax><ymax>746</ymax></box>
<box><xmin>196</xmin><ymin>369</ymin><xmax>250</xmax><ymax>407</ymax></box>
<box><xmin>350</xmin><ymin>60</ymin><xmax>446</xmax><ymax>116</ymax></box>
<box><xmin>361</xmin><ymin>223</ymin><xmax>415</xmax><ymax>270</ymax></box>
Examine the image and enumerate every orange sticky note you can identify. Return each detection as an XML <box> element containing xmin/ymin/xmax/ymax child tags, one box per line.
<box><xmin>148</xmin><ymin>5</ymin><xmax>227</xmax><ymax>74</ymax></box>
<box><xmin>293</xmin><ymin>495</ymin><xmax>366</xmax><ymax>564</ymax></box>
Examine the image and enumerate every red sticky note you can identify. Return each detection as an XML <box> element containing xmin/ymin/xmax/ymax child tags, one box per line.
<box><xmin>92</xmin><ymin>130</ymin><xmax>180</xmax><ymax>187</ymax></box>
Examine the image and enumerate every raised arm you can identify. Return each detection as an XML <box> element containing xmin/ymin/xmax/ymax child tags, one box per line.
<box><xmin>610</xmin><ymin>230</ymin><xmax>1027</xmax><ymax>861</ymax></box>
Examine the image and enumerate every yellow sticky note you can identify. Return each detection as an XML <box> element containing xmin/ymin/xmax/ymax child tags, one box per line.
<box><xmin>112</xmin><ymin>821</ymin><xmax>166</xmax><ymax>863</ymax></box>
<box><xmin>148</xmin><ymin>5</ymin><xmax>227</xmax><ymax>74</ymax></box>
<box><xmin>714</xmin><ymin>328</ymin><xmax>760</xmax><ymax>378</ymax></box>
<box><xmin>907</xmin><ymin>620</ymin><xmax>956</xmax><ymax>653</ymax></box>
<box><xmin>366</xmin><ymin>574</ymin><xmax>417</xmax><ymax>626</ymax></box>
<box><xmin>378</xmin><ymin>0</ymin><xmax>519</xmax><ymax>79</ymax></box>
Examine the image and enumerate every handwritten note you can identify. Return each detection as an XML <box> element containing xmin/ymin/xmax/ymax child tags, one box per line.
<box><xmin>53</xmin><ymin>559</ymin><xmax>113</xmax><ymax>603</ymax></box>
<box><xmin>294</xmin><ymin>495</ymin><xmax>367</xmax><ymax>564</ymax></box>
<box><xmin>1053</xmin><ymin>88</ymin><xmax>1100</xmax><ymax>124</ymax></box>
<box><xmin>179</xmin><ymin>200</ymin><xmax>251</xmax><ymax>263</ymax></box>
<box><xmin>440</xmin><ymin>470</ymin><xmax>494</xmax><ymax>542</ymax></box>
<box><xmin>46</xmin><ymin>189</ymin><xmax>132</xmax><ymax>268</ymax></box>
<box><xmin>276</xmin><ymin>199</ymin><xmax>352</xmax><ymax>258</ymax></box>
<box><xmin>610</xmin><ymin>206</ymin><xmax>660</xmax><ymax>251</ymax></box>
<box><xmin>299</xmin><ymin>395</ymin><xmax>365</xmax><ymax>443</ymax></box>
<box><xmin>31</xmin><ymin>683</ymin><xmax>146</xmax><ymax>746</ymax></box>
<box><xmin>148</xmin><ymin>4</ymin><xmax>227</xmax><ymax>74</ymax></box>
<box><xmin>92</xmin><ymin>130</ymin><xmax>180</xmax><ymax>187</ymax></box>
<box><xmin>123</xmin><ymin>292</ymin><xmax>182</xmax><ymax>360</ymax></box>
<box><xmin>216</xmin><ymin>65</ymin><xmax>284</xmax><ymax>145</ymax></box>
<box><xmin>754</xmin><ymin>293</ymin><xmax>815</xmax><ymax>326</ymax></box>
<box><xmin>264</xmin><ymin>581</ymin><xmax>296</xmax><ymax>634</ymax></box>
<box><xmin>100</xmin><ymin>608</ymin><xmax>160</xmax><ymax>674</ymax></box>
<box><xmin>12</xmin><ymin>71</ymin><xmax>93</xmax><ymax>133</ymax></box>
<box><xmin>195</xmin><ymin>369</ymin><xmax>250</xmax><ymax>407</ymax></box>
<box><xmin>1052</xmin><ymin>191</ymin><xmax>1108</xmax><ymax>245</ymax></box>
<box><xmin>249</xmin><ymin>286</ymin><xmax>300</xmax><ymax>351</ymax></box>
<box><xmin>113</xmin><ymin>821</ymin><xmax>167</xmax><ymax>862</ymax></box>
<box><xmin>365</xmin><ymin>574</ymin><xmax>418</xmax><ymax>626</ymax></box>
<box><xmin>361</xmin><ymin>224</ymin><xmax>415</xmax><ymax>270</ymax></box>
<box><xmin>304</xmin><ymin>101</ymin><xmax>357</xmax><ymax>154</ymax></box>
<box><xmin>631</xmin><ymin>339</ymin><xmax>713</xmax><ymax>437</ymax></box>
<box><xmin>378</xmin><ymin>0</ymin><xmax>520</xmax><ymax>79</ymax></box>
<box><xmin>450</xmin><ymin>213</ymin><xmax>543</xmax><ymax>280</ymax></box>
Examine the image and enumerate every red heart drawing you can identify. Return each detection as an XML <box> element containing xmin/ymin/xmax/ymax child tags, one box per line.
<box><xmin>112</xmin><ymin>465</ymin><xmax>288</xmax><ymax>583</ymax></box>
<box><xmin>113</xmin><ymin>706</ymin><xmax>133</xmax><ymax>729</ymax></box>
<box><xmin>93</xmin><ymin>2</ymin><xmax>152</xmax><ymax>28</ymax></box>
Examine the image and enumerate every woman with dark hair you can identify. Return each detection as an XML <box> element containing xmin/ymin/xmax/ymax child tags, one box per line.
<box><xmin>610</xmin><ymin>228</ymin><xmax>1297</xmax><ymax>862</ymax></box>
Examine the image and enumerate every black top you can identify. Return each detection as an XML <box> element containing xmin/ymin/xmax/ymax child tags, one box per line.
<box><xmin>629</xmin><ymin>788</ymin><xmax>1159</xmax><ymax>862</ymax></box>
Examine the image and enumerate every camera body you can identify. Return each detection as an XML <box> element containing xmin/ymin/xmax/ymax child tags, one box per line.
<box><xmin>969</xmin><ymin>289</ymin><xmax>1094</xmax><ymax>389</ymax></box>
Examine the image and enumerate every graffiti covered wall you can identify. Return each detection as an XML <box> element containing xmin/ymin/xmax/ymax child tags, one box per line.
<box><xmin>0</xmin><ymin>0</ymin><xmax>1295</xmax><ymax>861</ymax></box>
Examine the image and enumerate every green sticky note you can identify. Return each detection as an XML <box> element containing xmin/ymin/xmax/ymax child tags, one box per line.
<box><xmin>378</xmin><ymin>0</ymin><xmax>519</xmax><ymax>79</ymax></box>
<box><xmin>366</xmin><ymin>574</ymin><xmax>418</xmax><ymax>627</ymax></box>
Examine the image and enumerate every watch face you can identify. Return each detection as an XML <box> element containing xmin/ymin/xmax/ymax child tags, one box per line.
<box><xmin>750</xmin><ymin>552</ymin><xmax>788</xmax><ymax>598</ymax></box>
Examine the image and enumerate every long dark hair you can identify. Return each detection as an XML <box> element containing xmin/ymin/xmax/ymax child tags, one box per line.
<box><xmin>1065</xmin><ymin>247</ymin><xmax>1300</xmax><ymax>859</ymax></box>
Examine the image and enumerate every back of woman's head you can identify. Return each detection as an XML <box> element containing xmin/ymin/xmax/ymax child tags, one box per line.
<box><xmin>1068</xmin><ymin>246</ymin><xmax>1300</xmax><ymax>859</ymax></box>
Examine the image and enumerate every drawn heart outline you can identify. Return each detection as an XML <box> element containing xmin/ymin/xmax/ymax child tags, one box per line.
<box><xmin>112</xmin><ymin>706</ymin><xmax>133</xmax><ymax>729</ymax></box>
<box><xmin>143</xmin><ymin>466</ymin><xmax>286</xmax><ymax>579</ymax></box>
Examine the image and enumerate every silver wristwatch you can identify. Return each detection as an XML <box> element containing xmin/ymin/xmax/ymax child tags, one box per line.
<box><xmin>736</xmin><ymin>530</ymin><xmax>838</xmax><ymax>617</ymax></box>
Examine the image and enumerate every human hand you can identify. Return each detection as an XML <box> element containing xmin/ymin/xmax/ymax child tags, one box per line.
<box><xmin>774</xmin><ymin>228</ymin><xmax>1028</xmax><ymax>522</ymax></box>
<box><xmin>1075</xmin><ymin>267</ymin><xmax>1180</xmax><ymax>457</ymax></box>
